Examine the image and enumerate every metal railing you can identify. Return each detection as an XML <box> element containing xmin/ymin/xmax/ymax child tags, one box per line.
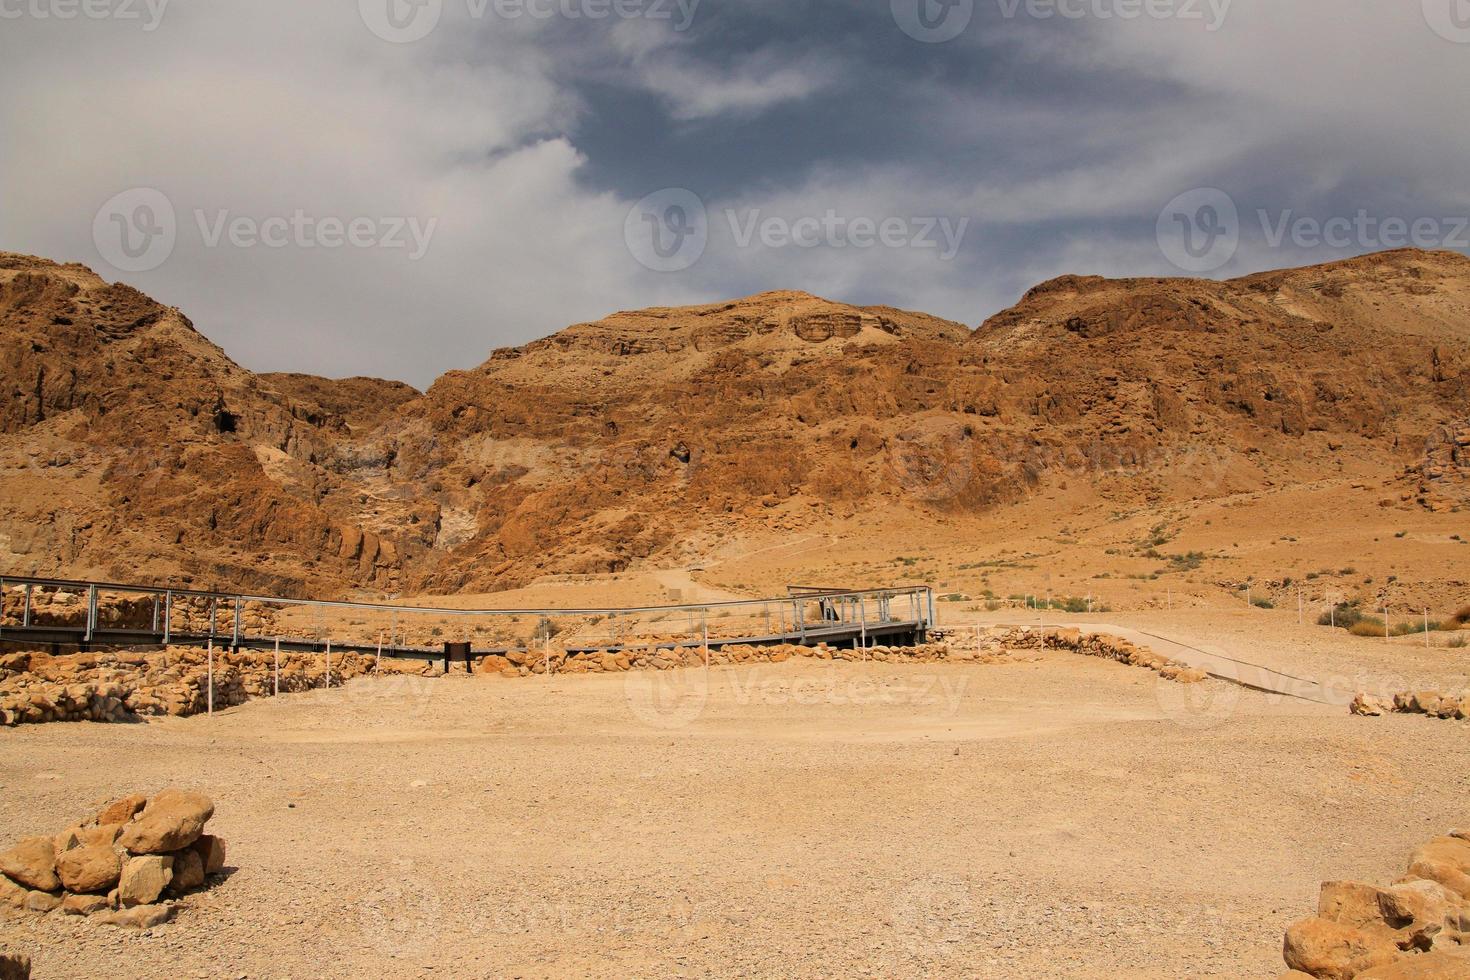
<box><xmin>0</xmin><ymin>574</ymin><xmax>935</xmax><ymax>659</ymax></box>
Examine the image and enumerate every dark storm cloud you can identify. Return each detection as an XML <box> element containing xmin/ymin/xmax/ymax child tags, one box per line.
<box><xmin>1</xmin><ymin>0</ymin><xmax>1466</xmax><ymax>388</ymax></box>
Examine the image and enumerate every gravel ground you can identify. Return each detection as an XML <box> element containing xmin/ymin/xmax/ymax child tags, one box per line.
<box><xmin>2</xmin><ymin>651</ymin><xmax>1467</xmax><ymax>979</ymax></box>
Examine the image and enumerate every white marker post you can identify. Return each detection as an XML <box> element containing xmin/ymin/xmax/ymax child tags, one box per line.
<box><xmin>325</xmin><ymin>638</ymin><xmax>333</xmax><ymax>688</ymax></box>
<box><xmin>206</xmin><ymin>638</ymin><xmax>214</xmax><ymax>716</ymax></box>
<box><xmin>1425</xmin><ymin>609</ymin><xmax>1431</xmax><ymax>648</ymax></box>
<box><xmin>273</xmin><ymin>638</ymin><xmax>280</xmax><ymax>696</ymax></box>
<box><xmin>701</xmin><ymin>610</ymin><xmax>709</xmax><ymax>668</ymax></box>
<box><xmin>376</xmin><ymin>632</ymin><xmax>383</xmax><ymax>673</ymax></box>
<box><xmin>1385</xmin><ymin>608</ymin><xmax>1391</xmax><ymax>645</ymax></box>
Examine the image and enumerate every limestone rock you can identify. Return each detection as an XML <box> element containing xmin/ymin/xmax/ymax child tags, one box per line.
<box><xmin>97</xmin><ymin>903</ymin><xmax>175</xmax><ymax>929</ymax></box>
<box><xmin>118</xmin><ymin>790</ymin><xmax>214</xmax><ymax>854</ymax></box>
<box><xmin>22</xmin><ymin>890</ymin><xmax>61</xmax><ymax>914</ymax></box>
<box><xmin>117</xmin><ymin>854</ymin><xmax>173</xmax><ymax>906</ymax></box>
<box><xmin>97</xmin><ymin>793</ymin><xmax>148</xmax><ymax>826</ymax></box>
<box><xmin>1320</xmin><ymin>881</ymin><xmax>1390</xmax><ymax>929</ymax></box>
<box><xmin>0</xmin><ymin>837</ymin><xmax>59</xmax><ymax>892</ymax></box>
<box><xmin>168</xmin><ymin>848</ymin><xmax>204</xmax><ymax>895</ymax></box>
<box><xmin>0</xmin><ymin>951</ymin><xmax>29</xmax><ymax>980</ymax></box>
<box><xmin>1355</xmin><ymin>950</ymin><xmax>1470</xmax><ymax>977</ymax></box>
<box><xmin>191</xmin><ymin>834</ymin><xmax>227</xmax><ymax>874</ymax></box>
<box><xmin>1379</xmin><ymin>879</ymin><xmax>1467</xmax><ymax>931</ymax></box>
<box><xmin>61</xmin><ymin>892</ymin><xmax>110</xmax><ymax>916</ymax></box>
<box><xmin>1283</xmin><ymin>916</ymin><xmax>1400</xmax><ymax>980</ymax></box>
<box><xmin>0</xmin><ymin>875</ymin><xmax>26</xmax><ymax>907</ymax></box>
<box><xmin>56</xmin><ymin>843</ymin><xmax>122</xmax><ymax>894</ymax></box>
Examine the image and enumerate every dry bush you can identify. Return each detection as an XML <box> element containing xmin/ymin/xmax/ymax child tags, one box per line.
<box><xmin>1349</xmin><ymin>619</ymin><xmax>1387</xmax><ymax>638</ymax></box>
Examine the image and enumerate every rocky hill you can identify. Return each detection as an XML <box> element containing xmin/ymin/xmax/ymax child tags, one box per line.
<box><xmin>0</xmin><ymin>249</ymin><xmax>1466</xmax><ymax>598</ymax></box>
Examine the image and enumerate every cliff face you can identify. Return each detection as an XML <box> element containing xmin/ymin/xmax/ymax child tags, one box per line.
<box><xmin>1</xmin><ymin>249</ymin><xmax>1466</xmax><ymax>597</ymax></box>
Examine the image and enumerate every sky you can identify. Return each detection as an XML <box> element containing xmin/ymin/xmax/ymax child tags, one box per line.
<box><xmin>2</xmin><ymin>0</ymin><xmax>1469</xmax><ymax>389</ymax></box>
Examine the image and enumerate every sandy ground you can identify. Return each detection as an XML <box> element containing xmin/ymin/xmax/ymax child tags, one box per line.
<box><xmin>3</xmin><ymin>651</ymin><xmax>1468</xmax><ymax>979</ymax></box>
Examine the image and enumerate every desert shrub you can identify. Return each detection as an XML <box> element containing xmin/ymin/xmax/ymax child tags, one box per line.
<box><xmin>1251</xmin><ymin>597</ymin><xmax>1275</xmax><ymax>609</ymax></box>
<box><xmin>985</xmin><ymin>599</ymin><xmax>1002</xmax><ymax>611</ymax></box>
<box><xmin>1318</xmin><ymin>603</ymin><xmax>1365</xmax><ymax>629</ymax></box>
<box><xmin>1448</xmin><ymin>634</ymin><xmax>1468</xmax><ymax>649</ymax></box>
<box><xmin>1390</xmin><ymin>620</ymin><xmax>1442</xmax><ymax>636</ymax></box>
<box><xmin>1348</xmin><ymin>619</ymin><xmax>1386</xmax><ymax>638</ymax></box>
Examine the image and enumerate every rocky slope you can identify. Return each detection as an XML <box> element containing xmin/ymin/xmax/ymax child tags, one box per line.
<box><xmin>0</xmin><ymin>248</ymin><xmax>1466</xmax><ymax>598</ymax></box>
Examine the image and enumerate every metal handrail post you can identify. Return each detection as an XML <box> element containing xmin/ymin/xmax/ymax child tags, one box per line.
<box><xmin>85</xmin><ymin>584</ymin><xmax>98</xmax><ymax>644</ymax></box>
<box><xmin>232</xmin><ymin>597</ymin><xmax>241</xmax><ymax>647</ymax></box>
<box><xmin>23</xmin><ymin>583</ymin><xmax>32</xmax><ymax>628</ymax></box>
<box><xmin>163</xmin><ymin>591</ymin><xmax>172</xmax><ymax>644</ymax></box>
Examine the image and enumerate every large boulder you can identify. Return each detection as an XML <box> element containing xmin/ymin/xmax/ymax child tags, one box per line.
<box><xmin>191</xmin><ymin>834</ymin><xmax>226</xmax><ymax>874</ymax></box>
<box><xmin>61</xmin><ymin>892</ymin><xmax>110</xmax><ymax>916</ymax></box>
<box><xmin>0</xmin><ymin>950</ymin><xmax>29</xmax><ymax>980</ymax></box>
<box><xmin>1320</xmin><ymin>881</ymin><xmax>1390</xmax><ymax>929</ymax></box>
<box><xmin>56</xmin><ymin>844</ymin><xmax>122</xmax><ymax>894</ymax></box>
<box><xmin>1355</xmin><ymin>950</ymin><xmax>1470</xmax><ymax>978</ymax></box>
<box><xmin>1378</xmin><ymin>879</ymin><xmax>1468</xmax><ymax>931</ymax></box>
<box><xmin>1283</xmin><ymin>916</ymin><xmax>1401</xmax><ymax>980</ymax></box>
<box><xmin>96</xmin><ymin>794</ymin><xmax>148</xmax><ymax>826</ymax></box>
<box><xmin>117</xmin><ymin>791</ymin><xmax>214</xmax><ymax>854</ymax></box>
<box><xmin>167</xmin><ymin>849</ymin><xmax>204</xmax><ymax>895</ymax></box>
<box><xmin>0</xmin><ymin>837</ymin><xmax>59</xmax><ymax>892</ymax></box>
<box><xmin>117</xmin><ymin>855</ymin><xmax>173</xmax><ymax>906</ymax></box>
<box><xmin>97</xmin><ymin>903</ymin><xmax>175</xmax><ymax>929</ymax></box>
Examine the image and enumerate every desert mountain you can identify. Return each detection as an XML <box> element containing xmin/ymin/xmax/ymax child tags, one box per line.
<box><xmin>0</xmin><ymin>249</ymin><xmax>1466</xmax><ymax>599</ymax></box>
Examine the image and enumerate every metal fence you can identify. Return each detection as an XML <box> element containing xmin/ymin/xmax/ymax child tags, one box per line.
<box><xmin>0</xmin><ymin>575</ymin><xmax>935</xmax><ymax>661</ymax></box>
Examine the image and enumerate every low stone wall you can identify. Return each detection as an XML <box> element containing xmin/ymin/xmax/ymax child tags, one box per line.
<box><xmin>0</xmin><ymin>648</ymin><xmax>432</xmax><ymax>726</ymax></box>
<box><xmin>477</xmin><ymin>642</ymin><xmax>959</xmax><ymax>677</ymax></box>
<box><xmin>1351</xmin><ymin>691</ymin><xmax>1470</xmax><ymax>721</ymax></box>
<box><xmin>1278</xmin><ymin>830</ymin><xmax>1470</xmax><ymax>978</ymax></box>
<box><xmin>995</xmin><ymin>627</ymin><xmax>1209</xmax><ymax>684</ymax></box>
<box><xmin>1</xmin><ymin>790</ymin><xmax>226</xmax><ymax>934</ymax></box>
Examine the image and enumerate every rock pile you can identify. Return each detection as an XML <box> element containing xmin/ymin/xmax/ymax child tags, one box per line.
<box><xmin>478</xmin><ymin>641</ymin><xmax>957</xmax><ymax>677</ymax></box>
<box><xmin>1351</xmin><ymin>691</ymin><xmax>1470</xmax><ymax>721</ymax></box>
<box><xmin>997</xmin><ymin>627</ymin><xmax>1209</xmax><ymax>683</ymax></box>
<box><xmin>1278</xmin><ymin>830</ymin><xmax>1470</xmax><ymax>978</ymax></box>
<box><xmin>0</xmin><ymin>647</ymin><xmax>432</xmax><ymax>726</ymax></box>
<box><xmin>0</xmin><ymin>790</ymin><xmax>225</xmax><ymax>929</ymax></box>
